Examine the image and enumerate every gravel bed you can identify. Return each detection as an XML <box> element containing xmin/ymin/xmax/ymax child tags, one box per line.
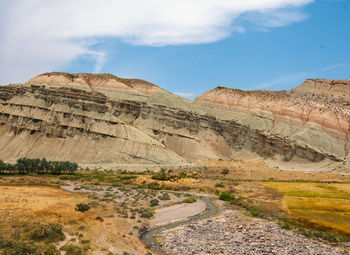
<box><xmin>158</xmin><ymin>209</ymin><xmax>349</xmax><ymax>255</ymax></box>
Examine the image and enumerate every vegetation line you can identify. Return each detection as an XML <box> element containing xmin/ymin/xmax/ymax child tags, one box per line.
<box><xmin>0</xmin><ymin>158</ymin><xmax>78</xmax><ymax>175</ymax></box>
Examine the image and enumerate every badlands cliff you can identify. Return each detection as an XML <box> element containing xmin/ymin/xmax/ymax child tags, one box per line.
<box><xmin>0</xmin><ymin>73</ymin><xmax>349</xmax><ymax>168</ymax></box>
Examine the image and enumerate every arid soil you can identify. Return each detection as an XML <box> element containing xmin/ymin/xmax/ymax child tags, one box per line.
<box><xmin>150</xmin><ymin>199</ymin><xmax>206</xmax><ymax>227</ymax></box>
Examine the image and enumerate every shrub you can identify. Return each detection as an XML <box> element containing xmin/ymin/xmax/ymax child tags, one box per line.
<box><xmin>215</xmin><ymin>183</ymin><xmax>225</xmax><ymax>188</ymax></box>
<box><xmin>150</xmin><ymin>199</ymin><xmax>159</xmax><ymax>207</ymax></box>
<box><xmin>219</xmin><ymin>192</ymin><xmax>236</xmax><ymax>202</ymax></box>
<box><xmin>75</xmin><ymin>203</ymin><xmax>91</xmax><ymax>213</ymax></box>
<box><xmin>44</xmin><ymin>246</ymin><xmax>60</xmax><ymax>255</ymax></box>
<box><xmin>183</xmin><ymin>197</ymin><xmax>196</xmax><ymax>203</ymax></box>
<box><xmin>158</xmin><ymin>193</ymin><xmax>170</xmax><ymax>200</ymax></box>
<box><xmin>151</xmin><ymin>168</ymin><xmax>172</xmax><ymax>181</ymax></box>
<box><xmin>248</xmin><ymin>206</ymin><xmax>260</xmax><ymax>217</ymax></box>
<box><xmin>1</xmin><ymin>240</ymin><xmax>39</xmax><ymax>255</ymax></box>
<box><xmin>29</xmin><ymin>223</ymin><xmax>64</xmax><ymax>243</ymax></box>
<box><xmin>221</xmin><ymin>168</ymin><xmax>229</xmax><ymax>175</ymax></box>
<box><xmin>147</xmin><ymin>182</ymin><xmax>161</xmax><ymax>190</ymax></box>
<box><xmin>61</xmin><ymin>244</ymin><xmax>82</xmax><ymax>255</ymax></box>
<box><xmin>0</xmin><ymin>160</ymin><xmax>7</xmax><ymax>174</ymax></box>
<box><xmin>95</xmin><ymin>217</ymin><xmax>103</xmax><ymax>222</ymax></box>
<box><xmin>281</xmin><ymin>223</ymin><xmax>292</xmax><ymax>230</ymax></box>
<box><xmin>140</xmin><ymin>209</ymin><xmax>153</xmax><ymax>218</ymax></box>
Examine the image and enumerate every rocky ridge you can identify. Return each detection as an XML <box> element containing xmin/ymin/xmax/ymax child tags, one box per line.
<box><xmin>0</xmin><ymin>73</ymin><xmax>349</xmax><ymax>168</ymax></box>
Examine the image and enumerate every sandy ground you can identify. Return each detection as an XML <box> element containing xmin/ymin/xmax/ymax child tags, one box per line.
<box><xmin>150</xmin><ymin>200</ymin><xmax>207</xmax><ymax>227</ymax></box>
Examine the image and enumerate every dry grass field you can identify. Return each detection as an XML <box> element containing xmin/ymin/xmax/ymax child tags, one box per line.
<box><xmin>264</xmin><ymin>182</ymin><xmax>350</xmax><ymax>235</ymax></box>
<box><xmin>0</xmin><ymin>183</ymin><xmax>148</xmax><ymax>254</ymax></box>
<box><xmin>197</xmin><ymin>159</ymin><xmax>350</xmax><ymax>182</ymax></box>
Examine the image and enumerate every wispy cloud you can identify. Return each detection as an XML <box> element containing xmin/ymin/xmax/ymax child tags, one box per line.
<box><xmin>321</xmin><ymin>63</ymin><xmax>347</xmax><ymax>72</ymax></box>
<box><xmin>0</xmin><ymin>0</ymin><xmax>313</xmax><ymax>84</ymax></box>
<box><xmin>249</xmin><ymin>71</ymin><xmax>311</xmax><ymax>90</ymax></box>
<box><xmin>174</xmin><ymin>92</ymin><xmax>195</xmax><ymax>99</ymax></box>
<box><xmin>249</xmin><ymin>63</ymin><xmax>349</xmax><ymax>90</ymax></box>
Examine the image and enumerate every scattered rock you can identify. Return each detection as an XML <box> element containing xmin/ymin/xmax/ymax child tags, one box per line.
<box><xmin>158</xmin><ymin>210</ymin><xmax>348</xmax><ymax>255</ymax></box>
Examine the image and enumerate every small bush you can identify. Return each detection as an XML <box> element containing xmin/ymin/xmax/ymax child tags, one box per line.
<box><xmin>248</xmin><ymin>206</ymin><xmax>260</xmax><ymax>217</ymax></box>
<box><xmin>158</xmin><ymin>193</ymin><xmax>170</xmax><ymax>200</ymax></box>
<box><xmin>1</xmin><ymin>240</ymin><xmax>39</xmax><ymax>255</ymax></box>
<box><xmin>75</xmin><ymin>203</ymin><xmax>90</xmax><ymax>212</ymax></box>
<box><xmin>215</xmin><ymin>183</ymin><xmax>225</xmax><ymax>188</ymax></box>
<box><xmin>281</xmin><ymin>223</ymin><xmax>292</xmax><ymax>230</ymax></box>
<box><xmin>140</xmin><ymin>209</ymin><xmax>154</xmax><ymax>218</ymax></box>
<box><xmin>150</xmin><ymin>199</ymin><xmax>159</xmax><ymax>207</ymax></box>
<box><xmin>221</xmin><ymin>169</ymin><xmax>229</xmax><ymax>175</ymax></box>
<box><xmin>29</xmin><ymin>223</ymin><xmax>64</xmax><ymax>243</ymax></box>
<box><xmin>61</xmin><ymin>244</ymin><xmax>83</xmax><ymax>255</ymax></box>
<box><xmin>151</xmin><ymin>168</ymin><xmax>174</xmax><ymax>181</ymax></box>
<box><xmin>183</xmin><ymin>197</ymin><xmax>196</xmax><ymax>203</ymax></box>
<box><xmin>43</xmin><ymin>245</ymin><xmax>60</xmax><ymax>255</ymax></box>
<box><xmin>147</xmin><ymin>182</ymin><xmax>161</xmax><ymax>190</ymax></box>
<box><xmin>219</xmin><ymin>192</ymin><xmax>236</xmax><ymax>202</ymax></box>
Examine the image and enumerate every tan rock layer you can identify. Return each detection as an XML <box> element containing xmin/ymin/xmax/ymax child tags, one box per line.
<box><xmin>0</xmin><ymin>80</ymin><xmax>341</xmax><ymax>166</ymax></box>
<box><xmin>27</xmin><ymin>72</ymin><xmax>166</xmax><ymax>95</ymax></box>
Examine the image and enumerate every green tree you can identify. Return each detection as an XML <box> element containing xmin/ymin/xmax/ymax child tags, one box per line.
<box><xmin>0</xmin><ymin>160</ymin><xmax>7</xmax><ymax>174</ymax></box>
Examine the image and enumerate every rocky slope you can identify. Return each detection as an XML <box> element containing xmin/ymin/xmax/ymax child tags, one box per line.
<box><xmin>0</xmin><ymin>73</ymin><xmax>349</xmax><ymax>168</ymax></box>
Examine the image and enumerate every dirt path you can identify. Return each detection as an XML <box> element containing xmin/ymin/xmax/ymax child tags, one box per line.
<box><xmin>140</xmin><ymin>198</ymin><xmax>218</xmax><ymax>254</ymax></box>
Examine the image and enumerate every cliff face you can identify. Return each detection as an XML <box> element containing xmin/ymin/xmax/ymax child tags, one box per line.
<box><xmin>0</xmin><ymin>73</ymin><xmax>349</xmax><ymax>168</ymax></box>
<box><xmin>194</xmin><ymin>82</ymin><xmax>350</xmax><ymax>166</ymax></box>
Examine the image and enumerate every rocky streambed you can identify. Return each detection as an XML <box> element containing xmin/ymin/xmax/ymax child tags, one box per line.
<box><xmin>155</xmin><ymin>209</ymin><xmax>349</xmax><ymax>255</ymax></box>
<box><xmin>141</xmin><ymin>198</ymin><xmax>218</xmax><ymax>254</ymax></box>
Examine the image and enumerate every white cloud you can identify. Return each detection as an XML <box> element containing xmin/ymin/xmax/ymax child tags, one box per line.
<box><xmin>249</xmin><ymin>63</ymin><xmax>348</xmax><ymax>90</ymax></box>
<box><xmin>0</xmin><ymin>0</ymin><xmax>313</xmax><ymax>84</ymax></box>
<box><xmin>174</xmin><ymin>92</ymin><xmax>195</xmax><ymax>99</ymax></box>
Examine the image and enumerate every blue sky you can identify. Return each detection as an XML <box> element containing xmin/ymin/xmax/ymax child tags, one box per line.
<box><xmin>0</xmin><ymin>0</ymin><xmax>349</xmax><ymax>98</ymax></box>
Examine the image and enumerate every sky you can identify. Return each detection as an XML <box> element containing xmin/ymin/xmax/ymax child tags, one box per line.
<box><xmin>0</xmin><ymin>0</ymin><xmax>349</xmax><ymax>99</ymax></box>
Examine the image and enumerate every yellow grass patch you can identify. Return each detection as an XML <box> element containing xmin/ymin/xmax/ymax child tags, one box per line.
<box><xmin>0</xmin><ymin>183</ymin><xmax>147</xmax><ymax>254</ymax></box>
<box><xmin>0</xmin><ymin>184</ymin><xmax>86</xmax><ymax>218</ymax></box>
<box><xmin>264</xmin><ymin>182</ymin><xmax>350</xmax><ymax>234</ymax></box>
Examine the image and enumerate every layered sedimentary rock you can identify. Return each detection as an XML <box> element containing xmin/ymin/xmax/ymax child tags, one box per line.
<box><xmin>194</xmin><ymin>79</ymin><xmax>350</xmax><ymax>166</ymax></box>
<box><xmin>294</xmin><ymin>79</ymin><xmax>350</xmax><ymax>100</ymax></box>
<box><xmin>0</xmin><ymin>73</ymin><xmax>349</xmax><ymax>167</ymax></box>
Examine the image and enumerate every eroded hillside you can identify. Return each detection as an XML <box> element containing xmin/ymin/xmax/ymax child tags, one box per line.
<box><xmin>0</xmin><ymin>73</ymin><xmax>349</xmax><ymax>168</ymax></box>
